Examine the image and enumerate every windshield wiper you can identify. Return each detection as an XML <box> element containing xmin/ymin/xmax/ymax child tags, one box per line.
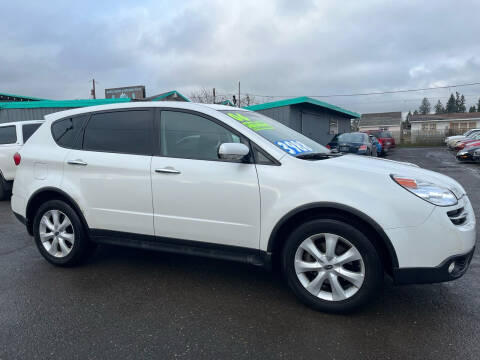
<box><xmin>295</xmin><ymin>152</ymin><xmax>342</xmax><ymax>160</ymax></box>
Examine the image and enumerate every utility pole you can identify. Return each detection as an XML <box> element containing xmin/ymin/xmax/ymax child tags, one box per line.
<box><xmin>91</xmin><ymin>79</ymin><xmax>96</xmax><ymax>99</ymax></box>
<box><xmin>238</xmin><ymin>81</ymin><xmax>241</xmax><ymax>108</ymax></box>
<box><xmin>213</xmin><ymin>88</ymin><xmax>216</xmax><ymax>104</ymax></box>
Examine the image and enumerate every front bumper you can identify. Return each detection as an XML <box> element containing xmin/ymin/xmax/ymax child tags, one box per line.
<box><xmin>393</xmin><ymin>246</ymin><xmax>475</xmax><ymax>284</ymax></box>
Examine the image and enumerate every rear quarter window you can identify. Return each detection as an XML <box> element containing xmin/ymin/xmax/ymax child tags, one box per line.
<box><xmin>22</xmin><ymin>123</ymin><xmax>42</xmax><ymax>143</ymax></box>
<box><xmin>52</xmin><ymin>115</ymin><xmax>89</xmax><ymax>149</ymax></box>
<box><xmin>0</xmin><ymin>126</ymin><xmax>17</xmax><ymax>145</ymax></box>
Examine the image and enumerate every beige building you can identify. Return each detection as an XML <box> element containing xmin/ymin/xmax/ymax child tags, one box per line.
<box><xmin>359</xmin><ymin>112</ymin><xmax>402</xmax><ymax>142</ymax></box>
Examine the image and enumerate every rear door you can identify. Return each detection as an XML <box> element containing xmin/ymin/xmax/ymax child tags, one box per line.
<box><xmin>150</xmin><ymin>109</ymin><xmax>261</xmax><ymax>248</ymax></box>
<box><xmin>62</xmin><ymin>109</ymin><xmax>155</xmax><ymax>236</ymax></box>
<box><xmin>0</xmin><ymin>124</ymin><xmax>21</xmax><ymax>181</ymax></box>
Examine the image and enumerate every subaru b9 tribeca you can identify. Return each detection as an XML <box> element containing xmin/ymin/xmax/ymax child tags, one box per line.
<box><xmin>11</xmin><ymin>102</ymin><xmax>475</xmax><ymax>313</ymax></box>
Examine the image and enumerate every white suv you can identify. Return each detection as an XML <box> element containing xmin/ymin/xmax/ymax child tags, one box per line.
<box><xmin>0</xmin><ymin>120</ymin><xmax>43</xmax><ymax>200</ymax></box>
<box><xmin>11</xmin><ymin>103</ymin><xmax>476</xmax><ymax>313</ymax></box>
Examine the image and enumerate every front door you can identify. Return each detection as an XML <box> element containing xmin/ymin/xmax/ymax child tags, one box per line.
<box><xmin>150</xmin><ymin>110</ymin><xmax>260</xmax><ymax>249</ymax></box>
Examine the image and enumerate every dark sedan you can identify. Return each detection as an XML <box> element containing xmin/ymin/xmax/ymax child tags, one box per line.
<box><xmin>456</xmin><ymin>146</ymin><xmax>480</xmax><ymax>162</ymax></box>
<box><xmin>337</xmin><ymin>132</ymin><xmax>377</xmax><ymax>156</ymax></box>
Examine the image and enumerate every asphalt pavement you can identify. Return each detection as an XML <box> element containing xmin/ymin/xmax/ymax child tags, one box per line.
<box><xmin>1</xmin><ymin>147</ymin><xmax>479</xmax><ymax>359</ymax></box>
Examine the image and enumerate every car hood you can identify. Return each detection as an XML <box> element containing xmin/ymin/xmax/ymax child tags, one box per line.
<box><xmin>323</xmin><ymin>154</ymin><xmax>466</xmax><ymax>198</ymax></box>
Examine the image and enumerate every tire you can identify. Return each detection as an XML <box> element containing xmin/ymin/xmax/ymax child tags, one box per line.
<box><xmin>33</xmin><ymin>200</ymin><xmax>96</xmax><ymax>267</ymax></box>
<box><xmin>0</xmin><ymin>181</ymin><xmax>5</xmax><ymax>201</ymax></box>
<box><xmin>282</xmin><ymin>219</ymin><xmax>383</xmax><ymax>313</ymax></box>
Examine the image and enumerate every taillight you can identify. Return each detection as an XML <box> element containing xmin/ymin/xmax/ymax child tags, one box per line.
<box><xmin>359</xmin><ymin>145</ymin><xmax>367</xmax><ymax>151</ymax></box>
<box><xmin>13</xmin><ymin>152</ymin><xmax>21</xmax><ymax>166</ymax></box>
<box><xmin>326</xmin><ymin>144</ymin><xmax>331</xmax><ymax>149</ymax></box>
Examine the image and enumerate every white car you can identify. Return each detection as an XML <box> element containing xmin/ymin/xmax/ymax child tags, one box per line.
<box><xmin>11</xmin><ymin>103</ymin><xmax>476</xmax><ymax>313</ymax></box>
<box><xmin>0</xmin><ymin>120</ymin><xmax>44</xmax><ymax>200</ymax></box>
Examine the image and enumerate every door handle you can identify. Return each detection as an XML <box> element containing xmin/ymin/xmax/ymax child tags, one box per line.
<box><xmin>67</xmin><ymin>159</ymin><xmax>88</xmax><ymax>166</ymax></box>
<box><xmin>155</xmin><ymin>167</ymin><xmax>181</xmax><ymax>174</ymax></box>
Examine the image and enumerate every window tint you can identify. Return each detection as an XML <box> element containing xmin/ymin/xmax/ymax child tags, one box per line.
<box><xmin>160</xmin><ymin>111</ymin><xmax>241</xmax><ymax>161</ymax></box>
<box><xmin>52</xmin><ymin>115</ymin><xmax>89</xmax><ymax>149</ymax></box>
<box><xmin>22</xmin><ymin>123</ymin><xmax>42</xmax><ymax>143</ymax></box>
<box><xmin>0</xmin><ymin>126</ymin><xmax>17</xmax><ymax>145</ymax></box>
<box><xmin>83</xmin><ymin>110</ymin><xmax>152</xmax><ymax>155</ymax></box>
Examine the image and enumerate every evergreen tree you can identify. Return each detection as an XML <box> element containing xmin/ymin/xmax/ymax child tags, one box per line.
<box><xmin>477</xmin><ymin>98</ymin><xmax>480</xmax><ymax>113</ymax></box>
<box><xmin>418</xmin><ymin>97</ymin><xmax>431</xmax><ymax>114</ymax></box>
<box><xmin>446</xmin><ymin>93</ymin><xmax>457</xmax><ymax>113</ymax></box>
<box><xmin>413</xmin><ymin>110</ymin><xmax>419</xmax><ymax>115</ymax></box>
<box><xmin>456</xmin><ymin>93</ymin><xmax>466</xmax><ymax>112</ymax></box>
<box><xmin>404</xmin><ymin>111</ymin><xmax>412</xmax><ymax>130</ymax></box>
<box><xmin>469</xmin><ymin>105</ymin><xmax>476</xmax><ymax>113</ymax></box>
<box><xmin>434</xmin><ymin>100</ymin><xmax>445</xmax><ymax>114</ymax></box>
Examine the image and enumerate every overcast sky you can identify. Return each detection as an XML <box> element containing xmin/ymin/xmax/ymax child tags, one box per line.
<box><xmin>2</xmin><ymin>0</ymin><xmax>480</xmax><ymax>114</ymax></box>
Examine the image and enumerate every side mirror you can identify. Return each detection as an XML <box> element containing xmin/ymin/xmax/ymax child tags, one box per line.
<box><xmin>218</xmin><ymin>143</ymin><xmax>250</xmax><ymax>161</ymax></box>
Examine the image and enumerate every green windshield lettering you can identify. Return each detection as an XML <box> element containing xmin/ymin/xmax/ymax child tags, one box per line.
<box><xmin>227</xmin><ymin>112</ymin><xmax>275</xmax><ymax>131</ymax></box>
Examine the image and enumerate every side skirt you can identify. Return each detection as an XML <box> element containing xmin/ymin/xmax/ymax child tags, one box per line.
<box><xmin>89</xmin><ymin>229</ymin><xmax>271</xmax><ymax>268</ymax></box>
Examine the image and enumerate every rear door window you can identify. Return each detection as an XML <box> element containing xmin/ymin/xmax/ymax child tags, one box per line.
<box><xmin>83</xmin><ymin>110</ymin><xmax>153</xmax><ymax>155</ymax></box>
<box><xmin>22</xmin><ymin>123</ymin><xmax>42</xmax><ymax>143</ymax></box>
<box><xmin>0</xmin><ymin>126</ymin><xmax>17</xmax><ymax>145</ymax></box>
<box><xmin>52</xmin><ymin>115</ymin><xmax>89</xmax><ymax>149</ymax></box>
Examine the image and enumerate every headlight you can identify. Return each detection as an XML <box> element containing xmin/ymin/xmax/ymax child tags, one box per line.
<box><xmin>391</xmin><ymin>174</ymin><xmax>458</xmax><ymax>206</ymax></box>
<box><xmin>458</xmin><ymin>151</ymin><xmax>468</xmax><ymax>155</ymax></box>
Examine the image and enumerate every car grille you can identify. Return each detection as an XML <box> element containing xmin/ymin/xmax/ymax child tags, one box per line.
<box><xmin>447</xmin><ymin>207</ymin><xmax>467</xmax><ymax>226</ymax></box>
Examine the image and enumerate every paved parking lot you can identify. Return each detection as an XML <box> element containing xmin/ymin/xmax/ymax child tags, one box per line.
<box><xmin>1</xmin><ymin>147</ymin><xmax>479</xmax><ymax>360</ymax></box>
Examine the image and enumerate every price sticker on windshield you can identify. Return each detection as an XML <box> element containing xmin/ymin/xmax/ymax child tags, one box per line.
<box><xmin>275</xmin><ymin>140</ymin><xmax>313</xmax><ymax>155</ymax></box>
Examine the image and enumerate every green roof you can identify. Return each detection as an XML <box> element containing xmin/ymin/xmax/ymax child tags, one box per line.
<box><xmin>0</xmin><ymin>90</ymin><xmax>191</xmax><ymax>109</ymax></box>
<box><xmin>150</xmin><ymin>90</ymin><xmax>190</xmax><ymax>102</ymax></box>
<box><xmin>0</xmin><ymin>98</ymin><xmax>131</xmax><ymax>109</ymax></box>
<box><xmin>0</xmin><ymin>92</ymin><xmax>47</xmax><ymax>101</ymax></box>
<box><xmin>244</xmin><ymin>96</ymin><xmax>360</xmax><ymax>118</ymax></box>
<box><xmin>219</xmin><ymin>99</ymin><xmax>234</xmax><ymax>106</ymax></box>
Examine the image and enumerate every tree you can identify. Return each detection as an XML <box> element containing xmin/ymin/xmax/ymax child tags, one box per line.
<box><xmin>477</xmin><ymin>98</ymin><xmax>480</xmax><ymax>113</ymax></box>
<box><xmin>404</xmin><ymin>111</ymin><xmax>412</xmax><ymax>130</ymax></box>
<box><xmin>188</xmin><ymin>87</ymin><xmax>256</xmax><ymax>107</ymax></box>
<box><xmin>413</xmin><ymin>110</ymin><xmax>419</xmax><ymax>115</ymax></box>
<box><xmin>446</xmin><ymin>93</ymin><xmax>457</xmax><ymax>113</ymax></box>
<box><xmin>469</xmin><ymin>106</ymin><xmax>476</xmax><ymax>113</ymax></box>
<box><xmin>455</xmin><ymin>92</ymin><xmax>466</xmax><ymax>112</ymax></box>
<box><xmin>434</xmin><ymin>100</ymin><xmax>445</xmax><ymax>114</ymax></box>
<box><xmin>418</xmin><ymin>97</ymin><xmax>431</xmax><ymax>115</ymax></box>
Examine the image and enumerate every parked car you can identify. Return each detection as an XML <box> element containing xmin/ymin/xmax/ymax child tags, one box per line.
<box><xmin>326</xmin><ymin>133</ymin><xmax>342</xmax><ymax>150</ymax></box>
<box><xmin>448</xmin><ymin>131</ymin><xmax>480</xmax><ymax>150</ymax></box>
<box><xmin>337</xmin><ymin>132</ymin><xmax>377</xmax><ymax>156</ymax></box>
<box><xmin>369</xmin><ymin>135</ymin><xmax>383</xmax><ymax>157</ymax></box>
<box><xmin>453</xmin><ymin>133</ymin><xmax>480</xmax><ymax>151</ymax></box>
<box><xmin>11</xmin><ymin>103</ymin><xmax>476</xmax><ymax>313</ymax></box>
<box><xmin>363</xmin><ymin>130</ymin><xmax>395</xmax><ymax>154</ymax></box>
<box><xmin>456</xmin><ymin>146</ymin><xmax>480</xmax><ymax>162</ymax></box>
<box><xmin>446</xmin><ymin>129</ymin><xmax>480</xmax><ymax>148</ymax></box>
<box><xmin>0</xmin><ymin>120</ymin><xmax>44</xmax><ymax>200</ymax></box>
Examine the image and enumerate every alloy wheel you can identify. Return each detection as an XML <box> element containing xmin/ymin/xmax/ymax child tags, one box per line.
<box><xmin>294</xmin><ymin>233</ymin><xmax>365</xmax><ymax>301</ymax></box>
<box><xmin>39</xmin><ymin>210</ymin><xmax>75</xmax><ymax>258</ymax></box>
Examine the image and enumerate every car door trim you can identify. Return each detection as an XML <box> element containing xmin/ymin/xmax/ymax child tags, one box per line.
<box><xmin>89</xmin><ymin>229</ymin><xmax>270</xmax><ymax>267</ymax></box>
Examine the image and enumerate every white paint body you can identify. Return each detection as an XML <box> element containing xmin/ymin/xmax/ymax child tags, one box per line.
<box><xmin>0</xmin><ymin>120</ymin><xmax>44</xmax><ymax>181</ymax></box>
<box><xmin>11</xmin><ymin>102</ymin><xmax>476</xmax><ymax>269</ymax></box>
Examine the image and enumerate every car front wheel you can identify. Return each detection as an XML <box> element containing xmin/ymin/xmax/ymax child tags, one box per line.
<box><xmin>282</xmin><ymin>219</ymin><xmax>383</xmax><ymax>313</ymax></box>
<box><xmin>33</xmin><ymin>200</ymin><xmax>96</xmax><ymax>267</ymax></box>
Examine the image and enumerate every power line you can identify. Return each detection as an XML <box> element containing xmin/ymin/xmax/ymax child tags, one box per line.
<box><xmin>234</xmin><ymin>81</ymin><xmax>480</xmax><ymax>99</ymax></box>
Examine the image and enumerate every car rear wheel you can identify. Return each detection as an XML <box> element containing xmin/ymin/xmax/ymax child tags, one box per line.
<box><xmin>33</xmin><ymin>200</ymin><xmax>96</xmax><ymax>267</ymax></box>
<box><xmin>282</xmin><ymin>219</ymin><xmax>383</xmax><ymax>313</ymax></box>
<box><xmin>0</xmin><ymin>182</ymin><xmax>5</xmax><ymax>201</ymax></box>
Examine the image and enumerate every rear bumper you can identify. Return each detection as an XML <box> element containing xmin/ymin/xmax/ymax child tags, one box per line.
<box><xmin>393</xmin><ymin>247</ymin><xmax>475</xmax><ymax>284</ymax></box>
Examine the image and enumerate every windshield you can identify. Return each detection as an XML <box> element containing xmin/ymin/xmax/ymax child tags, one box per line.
<box><xmin>219</xmin><ymin>110</ymin><xmax>329</xmax><ymax>156</ymax></box>
<box><xmin>338</xmin><ymin>133</ymin><xmax>365</xmax><ymax>143</ymax></box>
